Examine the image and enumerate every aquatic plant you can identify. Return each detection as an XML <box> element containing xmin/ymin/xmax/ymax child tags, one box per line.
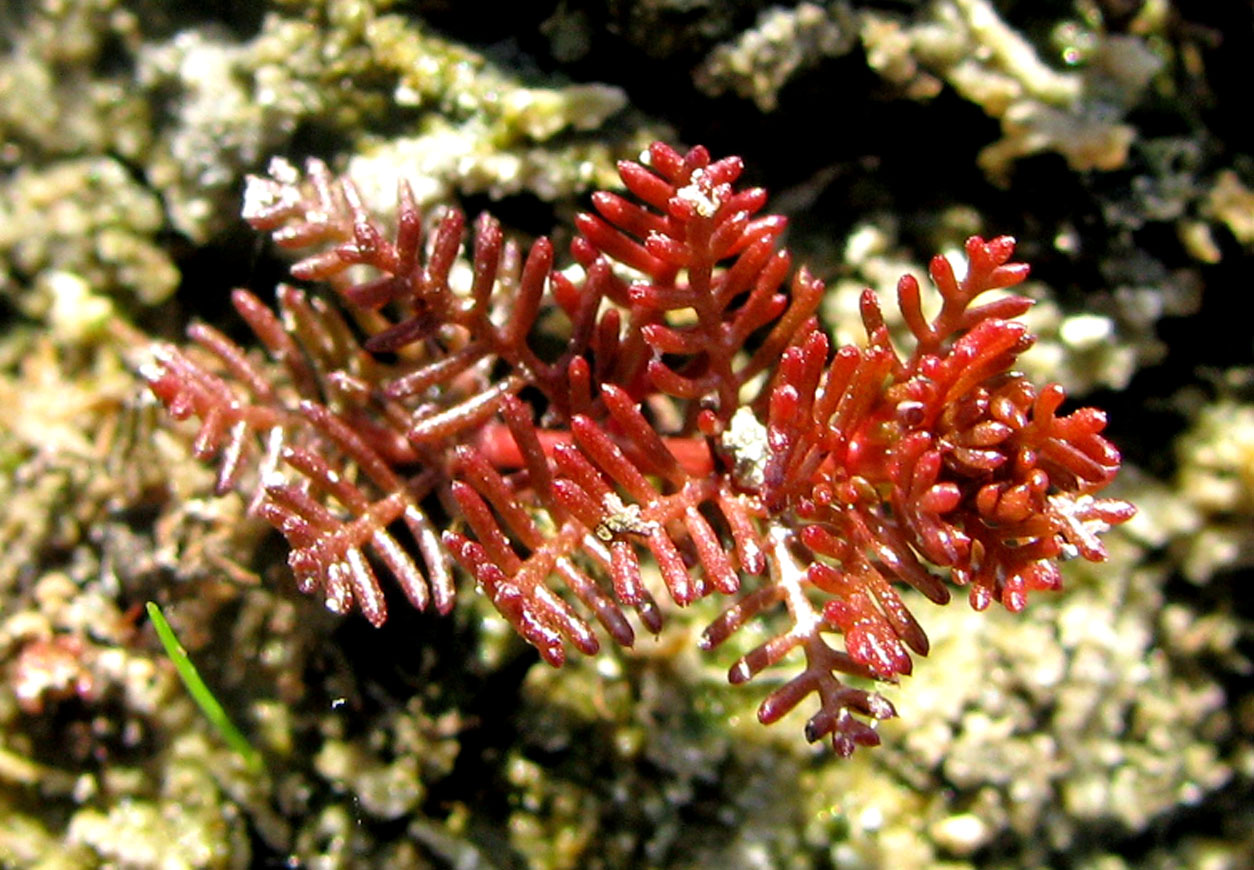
<box><xmin>144</xmin><ymin>142</ymin><xmax>1133</xmax><ymax>754</ymax></box>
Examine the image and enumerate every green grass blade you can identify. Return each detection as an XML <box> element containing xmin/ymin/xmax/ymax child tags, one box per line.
<box><xmin>146</xmin><ymin>601</ymin><xmax>264</xmax><ymax>775</ymax></box>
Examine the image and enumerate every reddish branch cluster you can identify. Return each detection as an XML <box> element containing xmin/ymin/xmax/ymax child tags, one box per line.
<box><xmin>145</xmin><ymin>143</ymin><xmax>1134</xmax><ymax>754</ymax></box>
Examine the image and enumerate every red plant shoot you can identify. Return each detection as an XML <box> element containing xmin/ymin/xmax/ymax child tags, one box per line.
<box><xmin>144</xmin><ymin>143</ymin><xmax>1135</xmax><ymax>754</ymax></box>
